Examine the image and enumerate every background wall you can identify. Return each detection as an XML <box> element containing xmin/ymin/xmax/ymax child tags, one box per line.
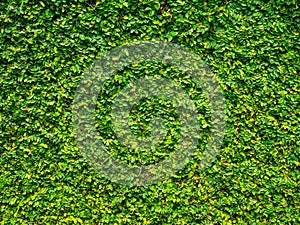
<box><xmin>0</xmin><ymin>0</ymin><xmax>299</xmax><ymax>224</ymax></box>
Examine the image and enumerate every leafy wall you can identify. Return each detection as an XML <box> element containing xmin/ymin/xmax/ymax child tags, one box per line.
<box><xmin>0</xmin><ymin>0</ymin><xmax>299</xmax><ymax>224</ymax></box>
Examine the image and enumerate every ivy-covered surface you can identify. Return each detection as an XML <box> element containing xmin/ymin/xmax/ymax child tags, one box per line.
<box><xmin>1</xmin><ymin>0</ymin><xmax>299</xmax><ymax>224</ymax></box>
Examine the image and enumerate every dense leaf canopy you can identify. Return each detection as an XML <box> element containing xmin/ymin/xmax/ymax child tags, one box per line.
<box><xmin>1</xmin><ymin>0</ymin><xmax>299</xmax><ymax>224</ymax></box>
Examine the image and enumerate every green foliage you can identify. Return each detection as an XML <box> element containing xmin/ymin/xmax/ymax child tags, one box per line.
<box><xmin>0</xmin><ymin>0</ymin><xmax>299</xmax><ymax>224</ymax></box>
